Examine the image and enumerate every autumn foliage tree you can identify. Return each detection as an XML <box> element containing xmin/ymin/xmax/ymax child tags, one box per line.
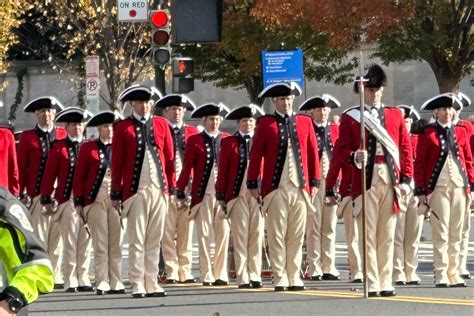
<box><xmin>13</xmin><ymin>0</ymin><xmax>154</xmax><ymax>111</ymax></box>
<box><xmin>177</xmin><ymin>1</ymin><xmax>361</xmax><ymax>104</ymax></box>
<box><xmin>253</xmin><ymin>0</ymin><xmax>473</xmax><ymax>93</ymax></box>
<box><xmin>0</xmin><ymin>1</ymin><xmax>26</xmax><ymax>90</ymax></box>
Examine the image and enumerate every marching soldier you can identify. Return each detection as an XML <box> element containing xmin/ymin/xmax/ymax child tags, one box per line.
<box><xmin>111</xmin><ymin>85</ymin><xmax>175</xmax><ymax>298</ymax></box>
<box><xmin>155</xmin><ymin>94</ymin><xmax>199</xmax><ymax>284</ymax></box>
<box><xmin>40</xmin><ymin>107</ymin><xmax>94</xmax><ymax>292</ymax></box>
<box><xmin>247</xmin><ymin>82</ymin><xmax>320</xmax><ymax>291</ymax></box>
<box><xmin>337</xmin><ymin>64</ymin><xmax>413</xmax><ymax>297</ymax></box>
<box><xmin>455</xmin><ymin>91</ymin><xmax>473</xmax><ymax>280</ymax></box>
<box><xmin>176</xmin><ymin>103</ymin><xmax>230</xmax><ymax>286</ymax></box>
<box><xmin>299</xmin><ymin>94</ymin><xmax>340</xmax><ymax>281</ymax></box>
<box><xmin>392</xmin><ymin>105</ymin><xmax>423</xmax><ymax>285</ymax></box>
<box><xmin>18</xmin><ymin>97</ymin><xmax>66</xmax><ymax>286</ymax></box>
<box><xmin>73</xmin><ymin>111</ymin><xmax>126</xmax><ymax>295</ymax></box>
<box><xmin>326</xmin><ymin>137</ymin><xmax>363</xmax><ymax>283</ymax></box>
<box><xmin>415</xmin><ymin>93</ymin><xmax>473</xmax><ymax>287</ymax></box>
<box><xmin>0</xmin><ymin>127</ymin><xmax>19</xmax><ymax>196</ymax></box>
<box><xmin>215</xmin><ymin>104</ymin><xmax>265</xmax><ymax>288</ymax></box>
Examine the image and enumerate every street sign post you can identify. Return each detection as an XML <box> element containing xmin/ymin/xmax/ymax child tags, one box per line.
<box><xmin>117</xmin><ymin>0</ymin><xmax>148</xmax><ymax>22</ymax></box>
<box><xmin>261</xmin><ymin>49</ymin><xmax>304</xmax><ymax>88</ymax></box>
<box><xmin>85</xmin><ymin>55</ymin><xmax>100</xmax><ymax>139</ymax></box>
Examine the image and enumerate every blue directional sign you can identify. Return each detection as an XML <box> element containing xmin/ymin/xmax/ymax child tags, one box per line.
<box><xmin>261</xmin><ymin>49</ymin><xmax>304</xmax><ymax>89</ymax></box>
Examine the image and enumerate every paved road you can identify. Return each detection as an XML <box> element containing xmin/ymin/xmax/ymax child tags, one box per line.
<box><xmin>30</xmin><ymin>216</ymin><xmax>474</xmax><ymax>315</ymax></box>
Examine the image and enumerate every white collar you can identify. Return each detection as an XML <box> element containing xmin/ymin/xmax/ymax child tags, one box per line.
<box><xmin>100</xmin><ymin>137</ymin><xmax>112</xmax><ymax>145</ymax></box>
<box><xmin>314</xmin><ymin>121</ymin><xmax>328</xmax><ymax>128</ymax></box>
<box><xmin>437</xmin><ymin>120</ymin><xmax>451</xmax><ymax>129</ymax></box>
<box><xmin>239</xmin><ymin>131</ymin><xmax>254</xmax><ymax>138</ymax></box>
<box><xmin>37</xmin><ymin>124</ymin><xmax>54</xmax><ymax>133</ymax></box>
<box><xmin>275</xmin><ymin>109</ymin><xmax>293</xmax><ymax>118</ymax></box>
<box><xmin>205</xmin><ymin>130</ymin><xmax>219</xmax><ymax>138</ymax></box>
<box><xmin>169</xmin><ymin>121</ymin><xmax>184</xmax><ymax>129</ymax></box>
<box><xmin>132</xmin><ymin>111</ymin><xmax>151</xmax><ymax>122</ymax></box>
<box><xmin>68</xmin><ymin>135</ymin><xmax>83</xmax><ymax>143</ymax></box>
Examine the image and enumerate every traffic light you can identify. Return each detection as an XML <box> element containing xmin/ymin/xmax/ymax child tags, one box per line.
<box><xmin>150</xmin><ymin>9</ymin><xmax>171</xmax><ymax>66</ymax></box>
<box><xmin>172</xmin><ymin>57</ymin><xmax>194</xmax><ymax>93</ymax></box>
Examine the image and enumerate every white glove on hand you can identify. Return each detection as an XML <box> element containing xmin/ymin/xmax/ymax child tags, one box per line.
<box><xmin>354</xmin><ymin>149</ymin><xmax>367</xmax><ymax>169</ymax></box>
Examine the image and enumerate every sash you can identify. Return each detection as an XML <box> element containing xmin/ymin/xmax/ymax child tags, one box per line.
<box><xmin>346</xmin><ymin>108</ymin><xmax>400</xmax><ymax>170</ymax></box>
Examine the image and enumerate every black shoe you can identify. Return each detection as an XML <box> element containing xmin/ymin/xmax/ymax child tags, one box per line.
<box><xmin>182</xmin><ymin>278</ymin><xmax>197</xmax><ymax>284</ymax></box>
<box><xmin>460</xmin><ymin>274</ymin><xmax>472</xmax><ymax>280</ymax></box>
<box><xmin>108</xmin><ymin>289</ymin><xmax>126</xmax><ymax>294</ymax></box>
<box><xmin>322</xmin><ymin>273</ymin><xmax>340</xmax><ymax>281</ymax></box>
<box><xmin>435</xmin><ymin>283</ymin><xmax>449</xmax><ymax>288</ymax></box>
<box><xmin>407</xmin><ymin>281</ymin><xmax>421</xmax><ymax>285</ymax></box>
<box><xmin>166</xmin><ymin>279</ymin><xmax>178</xmax><ymax>284</ymax></box>
<box><xmin>274</xmin><ymin>286</ymin><xmax>287</xmax><ymax>292</ymax></box>
<box><xmin>395</xmin><ymin>281</ymin><xmax>406</xmax><ymax>286</ymax></box>
<box><xmin>146</xmin><ymin>291</ymin><xmax>167</xmax><ymax>297</ymax></box>
<box><xmin>310</xmin><ymin>275</ymin><xmax>322</xmax><ymax>281</ymax></box>
<box><xmin>202</xmin><ymin>282</ymin><xmax>213</xmax><ymax>286</ymax></box>
<box><xmin>450</xmin><ymin>283</ymin><xmax>467</xmax><ymax>288</ymax></box>
<box><xmin>351</xmin><ymin>279</ymin><xmax>363</xmax><ymax>283</ymax></box>
<box><xmin>77</xmin><ymin>286</ymin><xmax>95</xmax><ymax>292</ymax></box>
<box><xmin>368</xmin><ymin>291</ymin><xmax>380</xmax><ymax>298</ymax></box>
<box><xmin>54</xmin><ymin>283</ymin><xmax>64</xmax><ymax>290</ymax></box>
<box><xmin>238</xmin><ymin>284</ymin><xmax>252</xmax><ymax>289</ymax></box>
<box><xmin>380</xmin><ymin>290</ymin><xmax>396</xmax><ymax>297</ymax></box>
<box><xmin>65</xmin><ymin>287</ymin><xmax>78</xmax><ymax>293</ymax></box>
<box><xmin>251</xmin><ymin>281</ymin><xmax>263</xmax><ymax>288</ymax></box>
<box><xmin>213</xmin><ymin>279</ymin><xmax>229</xmax><ymax>286</ymax></box>
<box><xmin>288</xmin><ymin>286</ymin><xmax>305</xmax><ymax>291</ymax></box>
<box><xmin>132</xmin><ymin>293</ymin><xmax>146</xmax><ymax>298</ymax></box>
<box><xmin>96</xmin><ymin>289</ymin><xmax>108</xmax><ymax>295</ymax></box>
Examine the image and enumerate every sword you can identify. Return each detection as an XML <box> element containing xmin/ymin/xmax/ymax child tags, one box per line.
<box><xmin>79</xmin><ymin>210</ymin><xmax>91</xmax><ymax>238</ymax></box>
<box><xmin>117</xmin><ymin>203</ymin><xmax>124</xmax><ymax>230</ymax></box>
<box><xmin>257</xmin><ymin>196</ymin><xmax>264</xmax><ymax>217</ymax></box>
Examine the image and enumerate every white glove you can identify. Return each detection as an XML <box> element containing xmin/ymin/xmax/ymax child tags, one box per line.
<box><xmin>400</xmin><ymin>183</ymin><xmax>411</xmax><ymax>195</ymax></box>
<box><xmin>354</xmin><ymin>149</ymin><xmax>367</xmax><ymax>169</ymax></box>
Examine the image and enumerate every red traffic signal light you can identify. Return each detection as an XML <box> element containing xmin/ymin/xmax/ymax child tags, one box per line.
<box><xmin>150</xmin><ymin>9</ymin><xmax>171</xmax><ymax>66</ymax></box>
<box><xmin>150</xmin><ymin>11</ymin><xmax>168</xmax><ymax>27</ymax></box>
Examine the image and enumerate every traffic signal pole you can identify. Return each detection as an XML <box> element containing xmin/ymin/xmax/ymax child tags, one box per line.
<box><xmin>155</xmin><ymin>0</ymin><xmax>166</xmax><ymax>96</ymax></box>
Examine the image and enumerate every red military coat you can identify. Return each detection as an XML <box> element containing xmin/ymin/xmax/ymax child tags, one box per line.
<box><xmin>325</xmin><ymin>139</ymin><xmax>352</xmax><ymax>199</ymax></box>
<box><xmin>73</xmin><ymin>139</ymin><xmax>111</xmax><ymax>207</ymax></box>
<box><xmin>313</xmin><ymin>122</ymin><xmax>339</xmax><ymax>161</ymax></box>
<box><xmin>247</xmin><ymin>114</ymin><xmax>320</xmax><ymax>198</ymax></box>
<box><xmin>111</xmin><ymin>116</ymin><xmax>175</xmax><ymax>202</ymax></box>
<box><xmin>414</xmin><ymin>123</ymin><xmax>474</xmax><ymax>196</ymax></box>
<box><xmin>410</xmin><ymin>134</ymin><xmax>418</xmax><ymax>160</ymax></box>
<box><xmin>176</xmin><ymin>131</ymin><xmax>230</xmax><ymax>207</ymax></box>
<box><xmin>215</xmin><ymin>132</ymin><xmax>257</xmax><ymax>203</ymax></box>
<box><xmin>18</xmin><ymin>126</ymin><xmax>67</xmax><ymax>199</ymax></box>
<box><xmin>170</xmin><ymin>124</ymin><xmax>200</xmax><ymax>175</ymax></box>
<box><xmin>40</xmin><ymin>138</ymin><xmax>80</xmax><ymax>205</ymax></box>
<box><xmin>337</xmin><ymin>106</ymin><xmax>413</xmax><ymax>213</ymax></box>
<box><xmin>0</xmin><ymin>128</ymin><xmax>19</xmax><ymax>196</ymax></box>
<box><xmin>457</xmin><ymin>119</ymin><xmax>474</xmax><ymax>157</ymax></box>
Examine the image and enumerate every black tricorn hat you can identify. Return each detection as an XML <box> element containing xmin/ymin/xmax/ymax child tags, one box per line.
<box><xmin>118</xmin><ymin>85</ymin><xmax>154</xmax><ymax>102</ymax></box>
<box><xmin>457</xmin><ymin>92</ymin><xmax>471</xmax><ymax>108</ymax></box>
<box><xmin>420</xmin><ymin>93</ymin><xmax>463</xmax><ymax>111</ymax></box>
<box><xmin>299</xmin><ymin>94</ymin><xmax>341</xmax><ymax>111</ymax></box>
<box><xmin>258</xmin><ymin>82</ymin><xmax>302</xmax><ymax>98</ymax></box>
<box><xmin>225</xmin><ymin>104</ymin><xmax>265</xmax><ymax>120</ymax></box>
<box><xmin>154</xmin><ymin>94</ymin><xmax>196</xmax><ymax>111</ymax></box>
<box><xmin>354</xmin><ymin>64</ymin><xmax>387</xmax><ymax>93</ymax></box>
<box><xmin>397</xmin><ymin>104</ymin><xmax>420</xmax><ymax>121</ymax></box>
<box><xmin>55</xmin><ymin>107</ymin><xmax>93</xmax><ymax>123</ymax></box>
<box><xmin>87</xmin><ymin>111</ymin><xmax>123</xmax><ymax>127</ymax></box>
<box><xmin>191</xmin><ymin>103</ymin><xmax>230</xmax><ymax>118</ymax></box>
<box><xmin>23</xmin><ymin>96</ymin><xmax>64</xmax><ymax>113</ymax></box>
